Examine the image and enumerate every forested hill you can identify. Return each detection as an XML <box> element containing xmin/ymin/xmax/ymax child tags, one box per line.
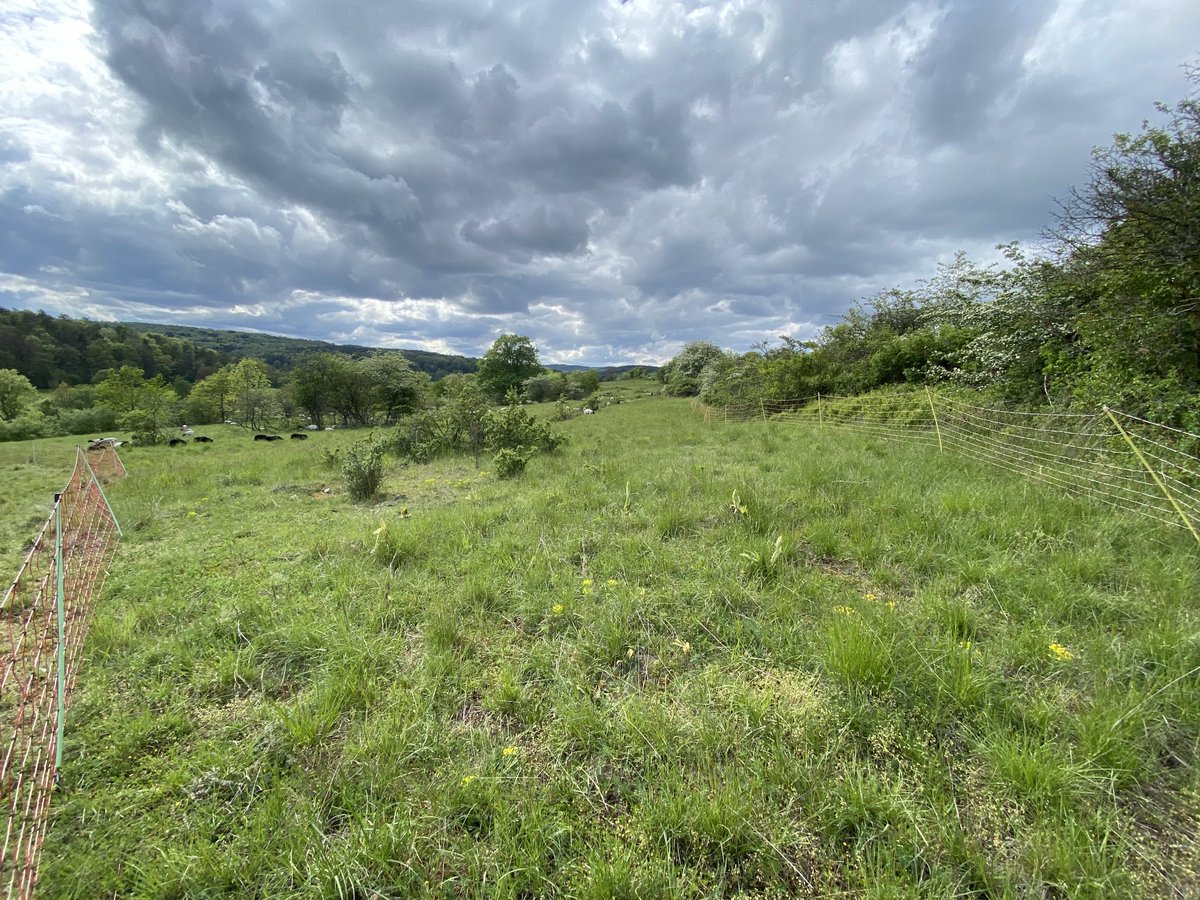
<box><xmin>0</xmin><ymin>308</ymin><xmax>228</xmax><ymax>389</ymax></box>
<box><xmin>121</xmin><ymin>322</ymin><xmax>478</xmax><ymax>379</ymax></box>
<box><xmin>0</xmin><ymin>309</ymin><xmax>477</xmax><ymax>387</ymax></box>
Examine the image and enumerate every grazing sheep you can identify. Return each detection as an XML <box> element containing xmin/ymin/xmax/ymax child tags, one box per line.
<box><xmin>168</xmin><ymin>438</ymin><xmax>186</xmax><ymax>446</ymax></box>
<box><xmin>290</xmin><ymin>433</ymin><xmax>308</xmax><ymax>440</ymax></box>
<box><xmin>87</xmin><ymin>437</ymin><xmax>124</xmax><ymax>450</ymax></box>
<box><xmin>180</xmin><ymin>425</ymin><xmax>194</xmax><ymax>436</ymax></box>
<box><xmin>305</xmin><ymin>424</ymin><xmax>319</xmax><ymax>431</ymax></box>
<box><xmin>193</xmin><ymin>436</ymin><xmax>213</xmax><ymax>443</ymax></box>
<box><xmin>583</xmin><ymin>408</ymin><xmax>594</xmax><ymax>415</ymax></box>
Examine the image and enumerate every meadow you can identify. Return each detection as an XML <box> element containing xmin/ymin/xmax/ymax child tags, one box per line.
<box><xmin>8</xmin><ymin>395</ymin><xmax>1198</xmax><ymax>897</ymax></box>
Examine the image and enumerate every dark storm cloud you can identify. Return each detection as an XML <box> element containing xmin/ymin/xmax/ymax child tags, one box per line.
<box><xmin>913</xmin><ymin>1</ymin><xmax>1057</xmax><ymax>146</ymax></box>
<box><xmin>2</xmin><ymin>0</ymin><xmax>1198</xmax><ymax>362</ymax></box>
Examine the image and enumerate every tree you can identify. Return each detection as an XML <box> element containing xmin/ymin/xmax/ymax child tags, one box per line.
<box><xmin>662</xmin><ymin>341</ymin><xmax>727</xmax><ymax>396</ymax></box>
<box><xmin>228</xmin><ymin>359</ymin><xmax>279</xmax><ymax>430</ymax></box>
<box><xmin>0</xmin><ymin>368</ymin><xmax>36</xmax><ymax>421</ymax></box>
<box><xmin>186</xmin><ymin>369</ymin><xmax>235</xmax><ymax>424</ymax></box>
<box><xmin>95</xmin><ymin>365</ymin><xmax>177</xmax><ymax>443</ymax></box>
<box><xmin>288</xmin><ymin>353</ymin><xmax>344</xmax><ymax>428</ymax></box>
<box><xmin>477</xmin><ymin>334</ymin><xmax>543</xmax><ymax>400</ymax></box>
<box><xmin>522</xmin><ymin>373</ymin><xmax>566</xmax><ymax>403</ymax></box>
<box><xmin>571</xmin><ymin>370</ymin><xmax>601</xmax><ymax>398</ymax></box>
<box><xmin>361</xmin><ymin>352</ymin><xmax>430</xmax><ymax>422</ymax></box>
<box><xmin>1048</xmin><ymin>66</ymin><xmax>1200</xmax><ymax>419</ymax></box>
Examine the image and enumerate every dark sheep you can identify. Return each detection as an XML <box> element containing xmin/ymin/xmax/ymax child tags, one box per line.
<box><xmin>168</xmin><ymin>438</ymin><xmax>186</xmax><ymax>446</ymax></box>
<box><xmin>290</xmin><ymin>433</ymin><xmax>308</xmax><ymax>440</ymax></box>
<box><xmin>194</xmin><ymin>436</ymin><xmax>213</xmax><ymax>443</ymax></box>
<box><xmin>254</xmin><ymin>434</ymin><xmax>285</xmax><ymax>442</ymax></box>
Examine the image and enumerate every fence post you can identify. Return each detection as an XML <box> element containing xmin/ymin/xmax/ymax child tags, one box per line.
<box><xmin>1104</xmin><ymin>406</ymin><xmax>1200</xmax><ymax>547</ymax></box>
<box><xmin>54</xmin><ymin>494</ymin><xmax>65</xmax><ymax>772</ymax></box>
<box><xmin>925</xmin><ymin>387</ymin><xmax>944</xmax><ymax>453</ymax></box>
<box><xmin>760</xmin><ymin>399</ymin><xmax>767</xmax><ymax>423</ymax></box>
<box><xmin>817</xmin><ymin>393</ymin><xmax>823</xmax><ymax>429</ymax></box>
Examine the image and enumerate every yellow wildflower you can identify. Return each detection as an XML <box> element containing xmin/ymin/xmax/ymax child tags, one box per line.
<box><xmin>1048</xmin><ymin>642</ymin><xmax>1074</xmax><ymax>662</ymax></box>
<box><xmin>833</xmin><ymin>605</ymin><xmax>855</xmax><ymax>615</ymax></box>
<box><xmin>864</xmin><ymin>593</ymin><xmax>877</xmax><ymax>602</ymax></box>
<box><xmin>552</xmin><ymin>603</ymin><xmax>565</xmax><ymax>616</ymax></box>
<box><xmin>606</xmin><ymin>579</ymin><xmax>618</xmax><ymax>587</ymax></box>
<box><xmin>460</xmin><ymin>775</ymin><xmax>476</xmax><ymax>787</ymax></box>
<box><xmin>886</xmin><ymin>601</ymin><xmax>897</xmax><ymax>611</ymax></box>
<box><xmin>582</xmin><ymin>578</ymin><xmax>594</xmax><ymax>588</ymax></box>
<box><xmin>502</xmin><ymin>746</ymin><xmax>518</xmax><ymax>757</ymax></box>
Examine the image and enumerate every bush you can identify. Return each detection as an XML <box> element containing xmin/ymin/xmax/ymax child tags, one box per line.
<box><xmin>486</xmin><ymin>404</ymin><xmax>565</xmax><ymax>453</ymax></box>
<box><xmin>55</xmin><ymin>406</ymin><xmax>118</xmax><ymax>436</ymax></box>
<box><xmin>493</xmin><ymin>447</ymin><xmax>533</xmax><ymax>479</ymax></box>
<box><xmin>0</xmin><ymin>411</ymin><xmax>56</xmax><ymax>442</ymax></box>
<box><xmin>342</xmin><ymin>439</ymin><xmax>385</xmax><ymax>501</ymax></box>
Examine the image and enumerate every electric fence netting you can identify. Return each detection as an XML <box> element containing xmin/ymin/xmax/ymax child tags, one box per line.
<box><xmin>2</xmin><ymin>446</ymin><xmax>124</xmax><ymax>900</ymax></box>
<box><xmin>707</xmin><ymin>391</ymin><xmax>1200</xmax><ymax>543</ymax></box>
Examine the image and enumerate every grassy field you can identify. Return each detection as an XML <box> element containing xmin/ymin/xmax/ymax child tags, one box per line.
<box><xmin>9</xmin><ymin>397</ymin><xmax>1198</xmax><ymax>897</ymax></box>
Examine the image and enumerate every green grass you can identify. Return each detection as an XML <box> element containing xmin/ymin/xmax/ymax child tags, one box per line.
<box><xmin>8</xmin><ymin>401</ymin><xmax>1198</xmax><ymax>897</ymax></box>
<box><xmin>0</xmin><ymin>436</ymin><xmax>90</xmax><ymax>576</ymax></box>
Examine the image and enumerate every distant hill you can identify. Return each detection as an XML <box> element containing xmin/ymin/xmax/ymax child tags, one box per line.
<box><xmin>0</xmin><ymin>307</ymin><xmax>656</xmax><ymax>388</ymax></box>
<box><xmin>0</xmin><ymin>308</ymin><xmax>228</xmax><ymax>388</ymax></box>
<box><xmin>127</xmin><ymin>322</ymin><xmax>657</xmax><ymax>381</ymax></box>
<box><xmin>122</xmin><ymin>322</ymin><xmax>478</xmax><ymax>380</ymax></box>
<box><xmin>547</xmin><ymin>363</ymin><xmax>660</xmax><ymax>381</ymax></box>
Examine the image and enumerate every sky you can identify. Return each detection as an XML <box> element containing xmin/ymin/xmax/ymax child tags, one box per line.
<box><xmin>1</xmin><ymin>1</ymin><xmax>1198</xmax><ymax>366</ymax></box>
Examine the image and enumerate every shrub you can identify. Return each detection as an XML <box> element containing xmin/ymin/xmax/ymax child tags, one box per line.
<box><xmin>493</xmin><ymin>447</ymin><xmax>533</xmax><ymax>479</ymax></box>
<box><xmin>486</xmin><ymin>404</ymin><xmax>565</xmax><ymax>453</ymax></box>
<box><xmin>0</xmin><ymin>411</ymin><xmax>56</xmax><ymax>442</ymax></box>
<box><xmin>342</xmin><ymin>439</ymin><xmax>385</xmax><ymax>501</ymax></box>
<box><xmin>55</xmin><ymin>406</ymin><xmax>118</xmax><ymax>436</ymax></box>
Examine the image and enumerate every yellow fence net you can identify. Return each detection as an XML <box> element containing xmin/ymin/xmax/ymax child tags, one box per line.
<box><xmin>707</xmin><ymin>391</ymin><xmax>1200</xmax><ymax>544</ymax></box>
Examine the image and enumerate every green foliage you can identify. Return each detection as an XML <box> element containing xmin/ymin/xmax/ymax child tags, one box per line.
<box><xmin>53</xmin><ymin>406</ymin><xmax>118</xmax><ymax>436</ymax></box>
<box><xmin>485</xmin><ymin>402</ymin><xmax>565</xmax><ymax>454</ymax></box>
<box><xmin>522</xmin><ymin>373</ymin><xmax>566</xmax><ymax>403</ymax></box>
<box><xmin>121</xmin><ymin>320</ymin><xmax>477</xmax><ymax>380</ymax></box>
<box><xmin>342</xmin><ymin>438</ymin><xmax>385</xmax><ymax>501</ymax></box>
<box><xmin>0</xmin><ymin>308</ymin><xmax>227</xmax><ymax>389</ymax></box>
<box><xmin>661</xmin><ymin>341</ymin><xmax>728</xmax><ymax>397</ymax></box>
<box><xmin>571</xmin><ymin>369</ymin><xmax>601</xmax><ymax>398</ymax></box>
<box><xmin>493</xmin><ymin>446</ymin><xmax>533</xmax><ymax>478</ymax></box>
<box><xmin>227</xmin><ymin>359</ymin><xmax>280</xmax><ymax>431</ymax></box>
<box><xmin>0</xmin><ymin>409</ymin><xmax>55</xmax><ymax>442</ymax></box>
<box><xmin>0</xmin><ymin>368</ymin><xmax>37</xmax><ymax>420</ymax></box>
<box><xmin>477</xmin><ymin>334</ymin><xmax>543</xmax><ymax>401</ymax></box>
<box><xmin>94</xmin><ymin>366</ymin><xmax>178</xmax><ymax>444</ymax></box>
<box><xmin>360</xmin><ymin>352</ymin><xmax>430</xmax><ymax>423</ymax></box>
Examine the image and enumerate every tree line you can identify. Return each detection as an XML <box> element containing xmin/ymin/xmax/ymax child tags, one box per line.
<box><xmin>663</xmin><ymin>70</ymin><xmax>1200</xmax><ymax>432</ymax></box>
<box><xmin>0</xmin><ymin>332</ymin><xmax>614</xmax><ymax>443</ymax></box>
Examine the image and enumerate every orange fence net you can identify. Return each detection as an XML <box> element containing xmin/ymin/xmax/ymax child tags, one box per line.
<box><xmin>2</xmin><ymin>447</ymin><xmax>124</xmax><ymax>899</ymax></box>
